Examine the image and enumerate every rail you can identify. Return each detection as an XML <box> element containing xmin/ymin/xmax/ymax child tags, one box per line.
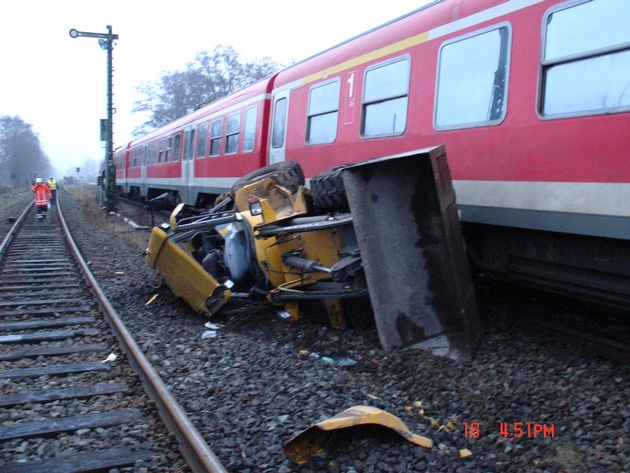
<box><xmin>56</xmin><ymin>196</ymin><xmax>227</xmax><ymax>473</ymax></box>
<box><xmin>0</xmin><ymin>195</ymin><xmax>227</xmax><ymax>473</ymax></box>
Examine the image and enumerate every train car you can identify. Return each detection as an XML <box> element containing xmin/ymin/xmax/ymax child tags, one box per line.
<box><xmin>113</xmin><ymin>142</ymin><xmax>129</xmax><ymax>183</ymax></box>
<box><xmin>120</xmin><ymin>0</ymin><xmax>629</xmax><ymax>309</ymax></box>
<box><xmin>116</xmin><ymin>78</ymin><xmax>273</xmax><ymax>207</ymax></box>
<box><xmin>264</xmin><ymin>0</ymin><xmax>629</xmax><ymax>309</ymax></box>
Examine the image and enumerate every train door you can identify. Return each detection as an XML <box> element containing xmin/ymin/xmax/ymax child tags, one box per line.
<box><xmin>122</xmin><ymin>150</ymin><xmax>128</xmax><ymax>180</ymax></box>
<box><xmin>182</xmin><ymin>127</ymin><xmax>195</xmax><ymax>204</ymax></box>
<box><xmin>269</xmin><ymin>90</ymin><xmax>290</xmax><ymax>164</ymax></box>
<box><xmin>140</xmin><ymin>144</ymin><xmax>147</xmax><ymax>183</ymax></box>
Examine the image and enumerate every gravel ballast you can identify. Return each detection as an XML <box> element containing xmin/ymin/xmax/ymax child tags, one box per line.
<box><xmin>17</xmin><ymin>187</ymin><xmax>627</xmax><ymax>473</ymax></box>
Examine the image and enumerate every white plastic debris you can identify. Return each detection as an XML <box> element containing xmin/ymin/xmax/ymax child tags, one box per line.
<box><xmin>201</xmin><ymin>330</ymin><xmax>217</xmax><ymax>339</ymax></box>
<box><xmin>204</xmin><ymin>322</ymin><xmax>221</xmax><ymax>330</ymax></box>
<box><xmin>305</xmin><ymin>352</ymin><xmax>357</xmax><ymax>367</ymax></box>
<box><xmin>102</xmin><ymin>353</ymin><xmax>117</xmax><ymax>363</ymax></box>
<box><xmin>276</xmin><ymin>310</ymin><xmax>293</xmax><ymax>320</ymax></box>
<box><xmin>335</xmin><ymin>357</ymin><xmax>358</xmax><ymax>367</ymax></box>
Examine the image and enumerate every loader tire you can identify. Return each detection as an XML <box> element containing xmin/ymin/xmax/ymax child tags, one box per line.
<box><xmin>310</xmin><ymin>166</ymin><xmax>348</xmax><ymax>212</ymax></box>
<box><xmin>231</xmin><ymin>161</ymin><xmax>304</xmax><ymax>196</ymax></box>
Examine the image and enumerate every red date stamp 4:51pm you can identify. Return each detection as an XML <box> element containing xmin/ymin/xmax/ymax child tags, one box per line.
<box><xmin>463</xmin><ymin>422</ymin><xmax>555</xmax><ymax>439</ymax></box>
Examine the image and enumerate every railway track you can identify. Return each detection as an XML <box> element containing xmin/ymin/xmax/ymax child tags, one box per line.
<box><xmin>477</xmin><ymin>278</ymin><xmax>630</xmax><ymax>364</ymax></box>
<box><xmin>0</xmin><ymin>200</ymin><xmax>225</xmax><ymax>472</ymax></box>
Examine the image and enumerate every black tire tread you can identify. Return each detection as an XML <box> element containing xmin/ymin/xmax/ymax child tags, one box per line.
<box><xmin>231</xmin><ymin>161</ymin><xmax>304</xmax><ymax>196</ymax></box>
<box><xmin>310</xmin><ymin>166</ymin><xmax>348</xmax><ymax>212</ymax></box>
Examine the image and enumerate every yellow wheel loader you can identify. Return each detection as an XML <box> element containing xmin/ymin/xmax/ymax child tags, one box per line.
<box><xmin>145</xmin><ymin>146</ymin><xmax>481</xmax><ymax>360</ymax></box>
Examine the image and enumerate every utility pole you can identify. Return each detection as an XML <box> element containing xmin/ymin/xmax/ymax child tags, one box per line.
<box><xmin>69</xmin><ymin>26</ymin><xmax>119</xmax><ymax>212</ymax></box>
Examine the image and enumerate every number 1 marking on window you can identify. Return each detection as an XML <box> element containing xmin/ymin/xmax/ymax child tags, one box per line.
<box><xmin>347</xmin><ymin>72</ymin><xmax>355</xmax><ymax>99</ymax></box>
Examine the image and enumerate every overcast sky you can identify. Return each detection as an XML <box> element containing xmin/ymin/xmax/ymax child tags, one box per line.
<box><xmin>0</xmin><ymin>0</ymin><xmax>432</xmax><ymax>176</ymax></box>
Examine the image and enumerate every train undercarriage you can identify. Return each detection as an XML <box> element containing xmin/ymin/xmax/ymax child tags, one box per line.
<box><xmin>465</xmin><ymin>223</ymin><xmax>630</xmax><ymax>313</ymax></box>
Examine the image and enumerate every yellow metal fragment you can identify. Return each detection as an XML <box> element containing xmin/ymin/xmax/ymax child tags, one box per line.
<box><xmin>323</xmin><ymin>298</ymin><xmax>346</xmax><ymax>329</ymax></box>
<box><xmin>429</xmin><ymin>417</ymin><xmax>439</xmax><ymax>428</ymax></box>
<box><xmin>283</xmin><ymin>300</ymin><xmax>299</xmax><ymax>321</ymax></box>
<box><xmin>459</xmin><ymin>449</ymin><xmax>473</xmax><ymax>458</ymax></box>
<box><xmin>284</xmin><ymin>406</ymin><xmax>433</xmax><ymax>464</ymax></box>
<box><xmin>145</xmin><ymin>294</ymin><xmax>158</xmax><ymax>306</ymax></box>
<box><xmin>446</xmin><ymin>421</ymin><xmax>457</xmax><ymax>431</ymax></box>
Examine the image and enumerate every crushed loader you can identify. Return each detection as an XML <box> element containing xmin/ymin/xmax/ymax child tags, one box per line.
<box><xmin>145</xmin><ymin>146</ymin><xmax>481</xmax><ymax>359</ymax></box>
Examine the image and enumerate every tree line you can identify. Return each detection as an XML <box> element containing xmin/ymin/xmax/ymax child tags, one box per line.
<box><xmin>0</xmin><ymin>45</ymin><xmax>284</xmax><ymax>189</ymax></box>
<box><xmin>0</xmin><ymin>116</ymin><xmax>52</xmax><ymax>189</ymax></box>
<box><xmin>132</xmin><ymin>44</ymin><xmax>287</xmax><ymax>136</ymax></box>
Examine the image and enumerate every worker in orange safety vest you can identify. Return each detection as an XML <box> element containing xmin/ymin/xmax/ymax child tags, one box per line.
<box><xmin>31</xmin><ymin>177</ymin><xmax>52</xmax><ymax>221</ymax></box>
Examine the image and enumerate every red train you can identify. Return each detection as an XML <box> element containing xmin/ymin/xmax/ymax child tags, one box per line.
<box><xmin>113</xmin><ymin>0</ymin><xmax>629</xmax><ymax>309</ymax></box>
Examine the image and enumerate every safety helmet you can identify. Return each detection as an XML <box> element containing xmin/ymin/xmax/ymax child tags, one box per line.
<box><xmin>35</xmin><ymin>177</ymin><xmax>42</xmax><ymax>184</ymax></box>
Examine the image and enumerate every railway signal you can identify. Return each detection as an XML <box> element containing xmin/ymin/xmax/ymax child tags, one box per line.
<box><xmin>68</xmin><ymin>26</ymin><xmax>119</xmax><ymax>212</ymax></box>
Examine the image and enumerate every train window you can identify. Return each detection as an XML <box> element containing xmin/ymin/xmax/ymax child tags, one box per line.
<box><xmin>243</xmin><ymin>107</ymin><xmax>256</xmax><ymax>152</ymax></box>
<box><xmin>173</xmin><ymin>133</ymin><xmax>181</xmax><ymax>162</ymax></box>
<box><xmin>226</xmin><ymin>113</ymin><xmax>241</xmax><ymax>155</ymax></box>
<box><xmin>151</xmin><ymin>141</ymin><xmax>158</xmax><ymax>165</ymax></box>
<box><xmin>196</xmin><ymin>123</ymin><xmax>208</xmax><ymax>159</ymax></box>
<box><xmin>362</xmin><ymin>57</ymin><xmax>410</xmax><ymax>138</ymax></box>
<box><xmin>165</xmin><ymin>137</ymin><xmax>172</xmax><ymax>163</ymax></box>
<box><xmin>541</xmin><ymin>0</ymin><xmax>630</xmax><ymax>117</ymax></box>
<box><xmin>435</xmin><ymin>25</ymin><xmax>510</xmax><ymax>129</ymax></box>
<box><xmin>183</xmin><ymin>130</ymin><xmax>194</xmax><ymax>161</ymax></box>
<box><xmin>210</xmin><ymin>119</ymin><xmax>223</xmax><ymax>157</ymax></box>
<box><xmin>272</xmin><ymin>98</ymin><xmax>288</xmax><ymax>148</ymax></box>
<box><xmin>307</xmin><ymin>79</ymin><xmax>340</xmax><ymax>144</ymax></box>
<box><xmin>158</xmin><ymin>139</ymin><xmax>165</xmax><ymax>163</ymax></box>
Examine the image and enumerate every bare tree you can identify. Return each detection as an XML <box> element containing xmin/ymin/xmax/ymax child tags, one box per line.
<box><xmin>132</xmin><ymin>45</ymin><xmax>285</xmax><ymax>136</ymax></box>
<box><xmin>0</xmin><ymin>116</ymin><xmax>51</xmax><ymax>188</ymax></box>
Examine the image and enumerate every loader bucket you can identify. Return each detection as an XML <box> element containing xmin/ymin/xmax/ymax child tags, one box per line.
<box><xmin>342</xmin><ymin>146</ymin><xmax>481</xmax><ymax>360</ymax></box>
